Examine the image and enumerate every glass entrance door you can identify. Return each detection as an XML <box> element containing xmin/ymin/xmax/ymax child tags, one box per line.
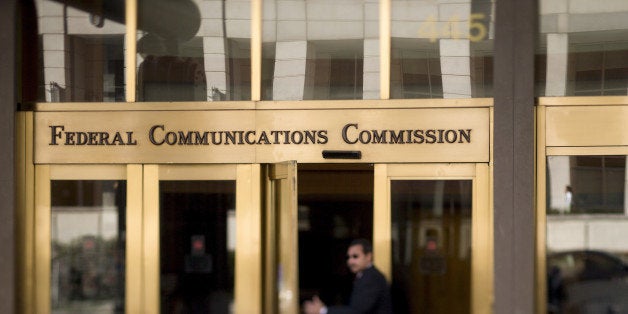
<box><xmin>34</xmin><ymin>164</ymin><xmax>263</xmax><ymax>314</ymax></box>
<box><xmin>145</xmin><ymin>164</ymin><xmax>263</xmax><ymax>314</ymax></box>
<box><xmin>373</xmin><ymin>163</ymin><xmax>492</xmax><ymax>314</ymax></box>
<box><xmin>263</xmin><ymin>161</ymin><xmax>299</xmax><ymax>314</ymax></box>
<box><xmin>390</xmin><ymin>179</ymin><xmax>472</xmax><ymax>312</ymax></box>
<box><xmin>33</xmin><ymin>163</ymin><xmax>491</xmax><ymax>313</ymax></box>
<box><xmin>34</xmin><ymin>165</ymin><xmax>139</xmax><ymax>314</ymax></box>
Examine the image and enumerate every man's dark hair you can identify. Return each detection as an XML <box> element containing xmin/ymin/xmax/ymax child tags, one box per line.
<box><xmin>350</xmin><ymin>238</ymin><xmax>373</xmax><ymax>255</ymax></box>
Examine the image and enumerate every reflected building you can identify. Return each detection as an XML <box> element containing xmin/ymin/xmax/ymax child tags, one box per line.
<box><xmin>2</xmin><ymin>0</ymin><xmax>628</xmax><ymax>314</ymax></box>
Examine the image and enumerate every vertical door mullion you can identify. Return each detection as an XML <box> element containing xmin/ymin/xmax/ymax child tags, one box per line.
<box><xmin>251</xmin><ymin>0</ymin><xmax>262</xmax><ymax>101</ymax></box>
<box><xmin>35</xmin><ymin>165</ymin><xmax>51</xmax><ymax>314</ymax></box>
<box><xmin>126</xmin><ymin>165</ymin><xmax>143</xmax><ymax>313</ymax></box>
<box><xmin>125</xmin><ymin>0</ymin><xmax>138</xmax><ymax>102</ymax></box>
<box><xmin>235</xmin><ymin>164</ymin><xmax>263</xmax><ymax>313</ymax></box>
<box><xmin>373</xmin><ymin>164</ymin><xmax>391</xmax><ymax>280</ymax></box>
<box><xmin>472</xmin><ymin>163</ymin><xmax>491</xmax><ymax>314</ymax></box>
<box><xmin>380</xmin><ymin>0</ymin><xmax>391</xmax><ymax>100</ymax></box>
<box><xmin>143</xmin><ymin>165</ymin><xmax>160</xmax><ymax>313</ymax></box>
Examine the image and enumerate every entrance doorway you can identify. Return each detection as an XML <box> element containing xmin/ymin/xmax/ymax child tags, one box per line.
<box><xmin>297</xmin><ymin>164</ymin><xmax>374</xmax><ymax>307</ymax></box>
<box><xmin>31</xmin><ymin>163</ymin><xmax>490</xmax><ymax>314</ymax></box>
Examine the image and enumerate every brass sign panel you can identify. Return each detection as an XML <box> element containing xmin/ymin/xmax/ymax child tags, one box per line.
<box><xmin>546</xmin><ymin>106</ymin><xmax>628</xmax><ymax>147</ymax></box>
<box><xmin>34</xmin><ymin>108</ymin><xmax>489</xmax><ymax>164</ymax></box>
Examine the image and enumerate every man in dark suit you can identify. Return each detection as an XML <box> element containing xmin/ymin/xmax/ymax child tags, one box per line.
<box><xmin>303</xmin><ymin>239</ymin><xmax>392</xmax><ymax>314</ymax></box>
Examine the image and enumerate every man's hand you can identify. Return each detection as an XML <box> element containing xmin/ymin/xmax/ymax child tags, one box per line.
<box><xmin>303</xmin><ymin>295</ymin><xmax>325</xmax><ymax>314</ymax></box>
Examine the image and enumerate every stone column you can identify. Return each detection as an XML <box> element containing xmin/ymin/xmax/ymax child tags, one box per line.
<box><xmin>201</xmin><ymin>0</ymin><xmax>228</xmax><ymax>101</ymax></box>
<box><xmin>272</xmin><ymin>0</ymin><xmax>308</xmax><ymax>100</ymax></box>
<box><xmin>363</xmin><ymin>0</ymin><xmax>379</xmax><ymax>99</ymax></box>
<box><xmin>438</xmin><ymin>1</ymin><xmax>472</xmax><ymax>98</ymax></box>
<box><xmin>273</xmin><ymin>41</ymin><xmax>309</xmax><ymax>100</ymax></box>
<box><xmin>39</xmin><ymin>0</ymin><xmax>68</xmax><ymax>101</ymax></box>
<box><xmin>545</xmin><ymin>33</ymin><xmax>569</xmax><ymax>96</ymax></box>
<box><xmin>440</xmin><ymin>39</ymin><xmax>472</xmax><ymax>98</ymax></box>
<box><xmin>363</xmin><ymin>39</ymin><xmax>380</xmax><ymax>99</ymax></box>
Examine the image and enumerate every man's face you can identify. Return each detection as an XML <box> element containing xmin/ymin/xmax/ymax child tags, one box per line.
<box><xmin>346</xmin><ymin>244</ymin><xmax>372</xmax><ymax>274</ymax></box>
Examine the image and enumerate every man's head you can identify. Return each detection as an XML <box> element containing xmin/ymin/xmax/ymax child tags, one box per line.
<box><xmin>346</xmin><ymin>238</ymin><xmax>373</xmax><ymax>274</ymax></box>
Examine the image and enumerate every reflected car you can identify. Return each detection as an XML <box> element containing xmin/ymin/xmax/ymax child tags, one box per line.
<box><xmin>547</xmin><ymin>250</ymin><xmax>628</xmax><ymax>313</ymax></box>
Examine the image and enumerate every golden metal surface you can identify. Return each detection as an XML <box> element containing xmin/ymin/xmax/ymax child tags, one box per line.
<box><xmin>380</xmin><ymin>0</ymin><xmax>391</xmax><ymax>100</ymax></box>
<box><xmin>538</xmin><ymin>100</ymin><xmax>628</xmax><ymax>313</ymax></box>
<box><xmin>32</xmin><ymin>164</ymin><xmax>130</xmax><ymax>313</ymax></box>
<box><xmin>546</xmin><ymin>106</ymin><xmax>628</xmax><ymax>147</ymax></box>
<box><xmin>385</xmin><ymin>163</ymin><xmax>476</xmax><ymax>178</ymax></box>
<box><xmin>262</xmin><ymin>162</ymin><xmax>299</xmax><ymax>313</ymax></box>
<box><xmin>373</xmin><ymin>164</ymin><xmax>391</xmax><ymax>281</ymax></box>
<box><xmin>148</xmin><ymin>165</ymin><xmax>246</xmax><ymax>312</ymax></box>
<box><xmin>375</xmin><ymin>163</ymin><xmax>493</xmax><ymax>314</ymax></box>
<box><xmin>539</xmin><ymin>96</ymin><xmax>628</xmax><ymax>106</ymax></box>
<box><xmin>472</xmin><ymin>163</ymin><xmax>492</xmax><ymax>314</ymax></box>
<box><xmin>16</xmin><ymin>112</ymin><xmax>35</xmax><ymax>314</ymax></box>
<box><xmin>535</xmin><ymin>106</ymin><xmax>547</xmax><ymax>314</ymax></box>
<box><xmin>270</xmin><ymin>162</ymin><xmax>299</xmax><ymax>314</ymax></box>
<box><xmin>35</xmin><ymin>107</ymin><xmax>489</xmax><ymax>164</ymax></box>
<box><xmin>258</xmin><ymin>98</ymin><xmax>492</xmax><ymax>109</ymax></box>
<box><xmin>263</xmin><ymin>164</ymin><xmax>277</xmax><ymax>314</ymax></box>
<box><xmin>143</xmin><ymin>165</ymin><xmax>160</xmax><ymax>313</ymax></box>
<box><xmin>126</xmin><ymin>165</ymin><xmax>143</xmax><ymax>314</ymax></box>
<box><xmin>34</xmin><ymin>165</ymin><xmax>51</xmax><ymax>314</ymax></box>
<box><xmin>546</xmin><ymin>146</ymin><xmax>628</xmax><ymax>156</ymax></box>
<box><xmin>126</xmin><ymin>0</ymin><xmax>137</xmax><ymax>102</ymax></box>
<box><xmin>32</xmin><ymin>101</ymin><xmax>256</xmax><ymax>111</ymax></box>
<box><xmin>49</xmin><ymin>165</ymin><xmax>126</xmax><ymax>179</ymax></box>
<box><xmin>488</xmin><ymin>108</ymin><xmax>495</xmax><ymax>312</ymax></box>
<box><xmin>159</xmin><ymin>164</ymin><xmax>237</xmax><ymax>180</ymax></box>
<box><xmin>32</xmin><ymin>98</ymin><xmax>492</xmax><ymax>111</ymax></box>
<box><xmin>236</xmin><ymin>164</ymin><xmax>262</xmax><ymax>314</ymax></box>
<box><xmin>251</xmin><ymin>0</ymin><xmax>262</xmax><ymax>101</ymax></box>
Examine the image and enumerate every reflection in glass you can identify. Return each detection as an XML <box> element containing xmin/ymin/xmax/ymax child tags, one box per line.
<box><xmin>391</xmin><ymin>180</ymin><xmax>472</xmax><ymax>314</ymax></box>
<box><xmin>137</xmin><ymin>0</ymin><xmax>251</xmax><ymax>101</ymax></box>
<box><xmin>160</xmin><ymin>181</ymin><xmax>236</xmax><ymax>314</ymax></box>
<box><xmin>391</xmin><ymin>41</ymin><xmax>443</xmax><ymax>98</ymax></box>
<box><xmin>262</xmin><ymin>0</ymin><xmax>377</xmax><ymax>100</ymax></box>
<box><xmin>391</xmin><ymin>0</ymin><xmax>494</xmax><ymax>99</ymax></box>
<box><xmin>546</xmin><ymin>156</ymin><xmax>628</xmax><ymax>313</ymax></box>
<box><xmin>51</xmin><ymin>180</ymin><xmax>126</xmax><ymax>313</ymax></box>
<box><xmin>537</xmin><ymin>2</ymin><xmax>628</xmax><ymax>96</ymax></box>
<box><xmin>36</xmin><ymin>0</ymin><xmax>126</xmax><ymax>102</ymax></box>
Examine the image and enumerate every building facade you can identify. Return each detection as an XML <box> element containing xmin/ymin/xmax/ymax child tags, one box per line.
<box><xmin>1</xmin><ymin>0</ymin><xmax>627</xmax><ymax>313</ymax></box>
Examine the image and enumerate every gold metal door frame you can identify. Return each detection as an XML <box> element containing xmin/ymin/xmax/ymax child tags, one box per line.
<box><xmin>32</xmin><ymin>164</ymin><xmax>263</xmax><ymax>313</ymax></box>
<box><xmin>33</xmin><ymin>164</ymin><xmax>132</xmax><ymax>314</ymax></box>
<box><xmin>373</xmin><ymin>163</ymin><xmax>492</xmax><ymax>314</ymax></box>
<box><xmin>535</xmin><ymin>98</ymin><xmax>628</xmax><ymax>314</ymax></box>
<box><xmin>145</xmin><ymin>164</ymin><xmax>263</xmax><ymax>313</ymax></box>
<box><xmin>263</xmin><ymin>161</ymin><xmax>299</xmax><ymax>314</ymax></box>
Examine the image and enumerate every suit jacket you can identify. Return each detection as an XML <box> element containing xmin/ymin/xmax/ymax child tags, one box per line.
<box><xmin>328</xmin><ymin>266</ymin><xmax>392</xmax><ymax>314</ymax></box>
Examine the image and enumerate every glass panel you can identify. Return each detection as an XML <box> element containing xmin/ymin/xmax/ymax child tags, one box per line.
<box><xmin>36</xmin><ymin>0</ymin><xmax>126</xmax><ymax>102</ymax></box>
<box><xmin>537</xmin><ymin>2</ymin><xmax>628</xmax><ymax>96</ymax></box>
<box><xmin>546</xmin><ymin>156</ymin><xmax>628</xmax><ymax>313</ymax></box>
<box><xmin>51</xmin><ymin>180</ymin><xmax>126</xmax><ymax>313</ymax></box>
<box><xmin>297</xmin><ymin>165</ymin><xmax>374</xmax><ymax>307</ymax></box>
<box><xmin>262</xmin><ymin>0</ymin><xmax>377</xmax><ymax>100</ymax></box>
<box><xmin>391</xmin><ymin>180</ymin><xmax>472</xmax><ymax>313</ymax></box>
<box><xmin>160</xmin><ymin>181</ymin><xmax>236</xmax><ymax>313</ymax></box>
<box><xmin>391</xmin><ymin>0</ymin><xmax>495</xmax><ymax>99</ymax></box>
<box><xmin>137</xmin><ymin>0</ymin><xmax>251</xmax><ymax>101</ymax></box>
